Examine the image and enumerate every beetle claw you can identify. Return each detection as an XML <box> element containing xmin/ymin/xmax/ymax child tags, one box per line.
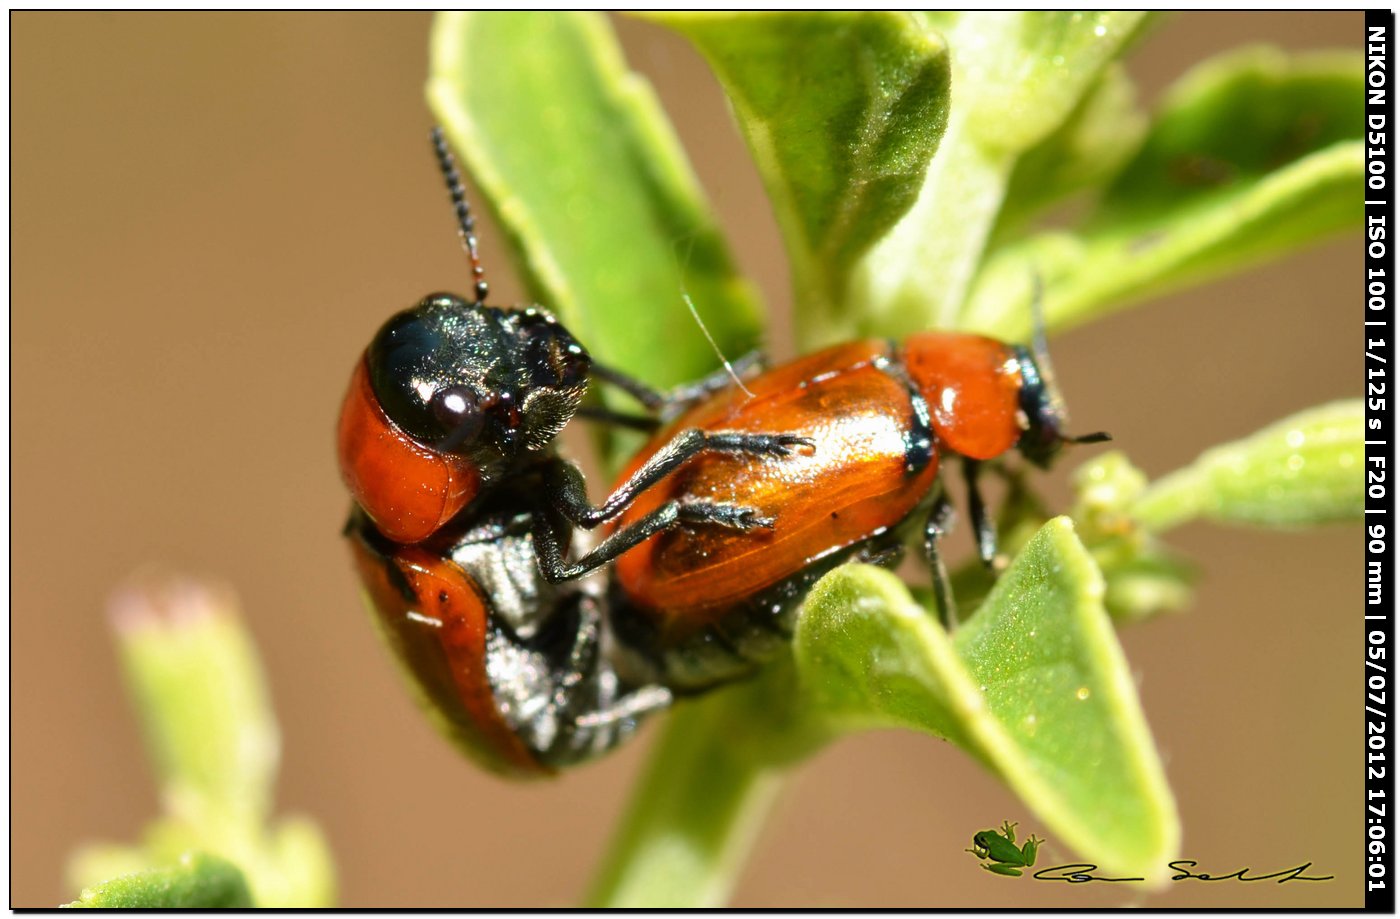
<box><xmin>680</xmin><ymin>501</ymin><xmax>776</xmax><ymax>531</ymax></box>
<box><xmin>777</xmin><ymin>435</ymin><xmax>816</xmax><ymax>455</ymax></box>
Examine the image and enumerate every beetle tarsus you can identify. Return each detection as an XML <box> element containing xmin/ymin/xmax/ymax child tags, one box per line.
<box><xmin>706</xmin><ymin>431</ymin><xmax>815</xmax><ymax>457</ymax></box>
<box><xmin>679</xmin><ymin>500</ymin><xmax>775</xmax><ymax>530</ymax></box>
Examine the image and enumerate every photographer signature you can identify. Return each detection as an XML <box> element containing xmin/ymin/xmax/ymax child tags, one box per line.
<box><xmin>966</xmin><ymin>821</ymin><xmax>1332</xmax><ymax>883</ymax></box>
<box><xmin>1032</xmin><ymin>861</ymin><xmax>1335</xmax><ymax>884</ymax></box>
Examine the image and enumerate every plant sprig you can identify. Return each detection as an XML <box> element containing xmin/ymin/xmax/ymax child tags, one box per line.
<box><xmin>423</xmin><ymin>11</ymin><xmax>1362</xmax><ymax>907</ymax></box>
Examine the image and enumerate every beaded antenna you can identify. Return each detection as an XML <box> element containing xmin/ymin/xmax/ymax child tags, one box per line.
<box><xmin>431</xmin><ymin>126</ymin><xmax>489</xmax><ymax>306</ymax></box>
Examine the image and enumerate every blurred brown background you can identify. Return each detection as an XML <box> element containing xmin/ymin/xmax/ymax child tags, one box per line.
<box><xmin>13</xmin><ymin>12</ymin><xmax>1362</xmax><ymax>908</ymax></box>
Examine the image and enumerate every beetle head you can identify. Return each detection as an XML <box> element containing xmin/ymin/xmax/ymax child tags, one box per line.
<box><xmin>1013</xmin><ymin>276</ymin><xmax>1110</xmax><ymax>468</ymax></box>
<box><xmin>366</xmin><ymin>294</ymin><xmax>591</xmax><ymax>479</ymax></box>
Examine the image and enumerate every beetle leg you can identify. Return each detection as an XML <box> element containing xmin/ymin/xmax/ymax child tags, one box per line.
<box><xmin>963</xmin><ymin>458</ymin><xmax>998</xmax><ymax>568</ymax></box>
<box><xmin>591</xmin><ymin>351</ymin><xmax>767</xmax><ymax>416</ymax></box>
<box><xmin>543</xmin><ymin>596</ymin><xmax>674</xmax><ymax>766</ymax></box>
<box><xmin>561</xmin><ymin>682</ymin><xmax>673</xmax><ymax>764</ymax></box>
<box><xmin>555</xmin><ymin>594</ymin><xmax>601</xmax><ymax>698</ymax></box>
<box><xmin>656</xmin><ymin>350</ymin><xmax>768</xmax><ymax>417</ymax></box>
<box><xmin>924</xmin><ymin>492</ymin><xmax>958</xmax><ymax>629</ymax></box>
<box><xmin>546</xmin><ymin>430</ymin><xmax>811</xmax><ymax>529</ymax></box>
<box><xmin>588</xmin><ymin>362</ymin><xmax>670</xmax><ymax>411</ymax></box>
<box><xmin>857</xmin><ymin>541</ymin><xmax>905</xmax><ymax>569</ymax></box>
<box><xmin>572</xmin><ymin>405</ymin><xmax>662</xmax><ymax>432</ymax></box>
<box><xmin>532</xmin><ymin>498</ymin><xmax>774</xmax><ymax>584</ymax></box>
<box><xmin>574</xmin><ymin>684</ymin><xmax>674</xmax><ymax>730</ymax></box>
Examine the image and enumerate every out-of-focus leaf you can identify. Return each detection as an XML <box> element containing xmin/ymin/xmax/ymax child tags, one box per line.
<box><xmin>71</xmin><ymin>815</ymin><xmax>336</xmax><ymax>911</ymax></box>
<box><xmin>1099</xmin><ymin>553</ymin><xmax>1197</xmax><ymax>622</ymax></box>
<box><xmin>63</xmin><ymin>853</ymin><xmax>252</xmax><ymax>909</ymax></box>
<box><xmin>1133</xmin><ymin>399</ymin><xmax>1364</xmax><ymax>531</ymax></box>
<box><xmin>793</xmin><ymin>520</ymin><xmax>1179</xmax><ymax>880</ymax></box>
<box><xmin>651</xmin><ymin>11</ymin><xmax>950</xmax><ymax>341</ymax></box>
<box><xmin>1103</xmin><ymin>47</ymin><xmax>1361</xmax><ymax>220</ymax></box>
<box><xmin>964</xmin><ymin>48</ymin><xmax>1363</xmax><ymax>338</ymax></box>
<box><xmin>1072</xmin><ymin>400</ymin><xmax>1362</xmax><ymax>620</ymax></box>
<box><xmin>427</xmin><ymin>12</ymin><xmax>763</xmax><ymax>394</ymax></box>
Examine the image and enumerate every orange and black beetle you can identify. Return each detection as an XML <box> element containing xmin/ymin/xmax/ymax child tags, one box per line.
<box><xmin>606</xmin><ymin>330</ymin><xmax>1107</xmax><ymax>691</ymax></box>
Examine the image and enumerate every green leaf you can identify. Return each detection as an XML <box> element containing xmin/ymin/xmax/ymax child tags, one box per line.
<box><xmin>1133</xmin><ymin>399</ymin><xmax>1364</xmax><ymax>531</ymax></box>
<box><xmin>1103</xmin><ymin>47</ymin><xmax>1362</xmax><ymax>221</ymax></box>
<box><xmin>793</xmin><ymin>520</ymin><xmax>1178</xmax><ymax>880</ymax></box>
<box><xmin>427</xmin><ymin>12</ymin><xmax>763</xmax><ymax>393</ymax></box>
<box><xmin>63</xmin><ymin>853</ymin><xmax>252</xmax><ymax>909</ymax></box>
<box><xmin>1098</xmin><ymin>552</ymin><xmax>1197</xmax><ymax>623</ymax></box>
<box><xmin>848</xmin><ymin>12</ymin><xmax>1149</xmax><ymax>341</ymax></box>
<box><xmin>1070</xmin><ymin>400</ymin><xmax>1363</xmax><ymax>621</ymax></box>
<box><xmin>652</xmin><ymin>12</ymin><xmax>950</xmax><ymax>341</ymax></box>
<box><xmin>964</xmin><ymin>48</ymin><xmax>1364</xmax><ymax>338</ymax></box>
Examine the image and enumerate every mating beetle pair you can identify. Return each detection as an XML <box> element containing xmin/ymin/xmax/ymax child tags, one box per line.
<box><xmin>337</xmin><ymin>129</ymin><xmax>1105</xmax><ymax>775</ymax></box>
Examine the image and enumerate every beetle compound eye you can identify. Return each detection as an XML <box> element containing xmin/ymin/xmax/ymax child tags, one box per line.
<box><xmin>546</xmin><ymin>339</ymin><xmax>590</xmax><ymax>390</ymax></box>
<box><xmin>518</xmin><ymin>315</ymin><xmax>590</xmax><ymax>392</ymax></box>
<box><xmin>432</xmin><ymin>385</ymin><xmax>485</xmax><ymax>451</ymax></box>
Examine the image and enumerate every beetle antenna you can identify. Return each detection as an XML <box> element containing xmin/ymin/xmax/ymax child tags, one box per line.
<box><xmin>1028</xmin><ymin>268</ymin><xmax>1111</xmax><ymax>449</ymax></box>
<box><xmin>682</xmin><ymin>289</ymin><xmax>754</xmax><ymax>399</ymax></box>
<box><xmin>431</xmin><ymin>126</ymin><xmax>489</xmax><ymax>305</ymax></box>
<box><xmin>672</xmin><ymin>237</ymin><xmax>754</xmax><ymax>399</ymax></box>
<box><xmin>1027</xmin><ymin>268</ymin><xmax>1069</xmax><ymax>427</ymax></box>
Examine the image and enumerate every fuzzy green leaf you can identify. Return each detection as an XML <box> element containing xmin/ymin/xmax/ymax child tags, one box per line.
<box><xmin>70</xmin><ymin>816</ymin><xmax>337</xmax><ymax>910</ymax></box>
<box><xmin>793</xmin><ymin>519</ymin><xmax>1179</xmax><ymax>880</ymax></box>
<box><xmin>63</xmin><ymin>853</ymin><xmax>252</xmax><ymax>909</ymax></box>
<box><xmin>964</xmin><ymin>48</ymin><xmax>1364</xmax><ymax>338</ymax></box>
<box><xmin>427</xmin><ymin>12</ymin><xmax>763</xmax><ymax>392</ymax></box>
<box><xmin>1133</xmin><ymin>400</ymin><xmax>1364</xmax><ymax>531</ymax></box>
<box><xmin>651</xmin><ymin>12</ymin><xmax>950</xmax><ymax>338</ymax></box>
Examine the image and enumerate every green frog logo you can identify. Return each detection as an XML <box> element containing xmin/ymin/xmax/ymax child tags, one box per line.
<box><xmin>966</xmin><ymin>821</ymin><xmax>1043</xmax><ymax>877</ymax></box>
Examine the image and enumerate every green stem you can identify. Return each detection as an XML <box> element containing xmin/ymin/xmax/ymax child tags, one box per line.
<box><xmin>1130</xmin><ymin>466</ymin><xmax>1209</xmax><ymax>534</ymax></box>
<box><xmin>843</xmin><ymin>113</ymin><xmax>1011</xmax><ymax>344</ymax></box>
<box><xmin>584</xmin><ymin>697</ymin><xmax>786</xmax><ymax>908</ymax></box>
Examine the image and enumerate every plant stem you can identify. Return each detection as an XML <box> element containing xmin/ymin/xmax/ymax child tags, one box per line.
<box><xmin>844</xmin><ymin>113</ymin><xmax>1012</xmax><ymax>343</ymax></box>
<box><xmin>1131</xmin><ymin>466</ymin><xmax>1208</xmax><ymax>534</ymax></box>
<box><xmin>583</xmin><ymin>695</ymin><xmax>786</xmax><ymax>908</ymax></box>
